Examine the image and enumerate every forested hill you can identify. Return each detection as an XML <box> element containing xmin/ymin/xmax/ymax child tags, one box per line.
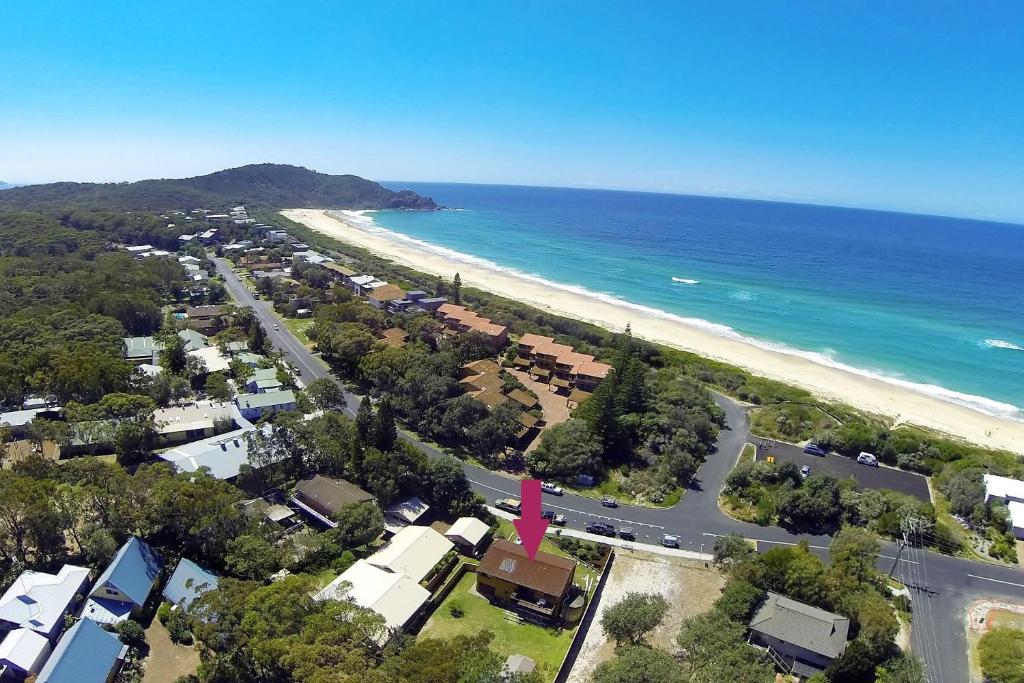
<box><xmin>0</xmin><ymin>164</ymin><xmax>438</xmax><ymax>211</ymax></box>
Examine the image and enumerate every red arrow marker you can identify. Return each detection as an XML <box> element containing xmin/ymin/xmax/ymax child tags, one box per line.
<box><xmin>514</xmin><ymin>478</ymin><xmax>549</xmax><ymax>560</ymax></box>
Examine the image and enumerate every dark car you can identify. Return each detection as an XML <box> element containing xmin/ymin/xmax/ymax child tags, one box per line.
<box><xmin>586</xmin><ymin>521</ymin><xmax>616</xmax><ymax>536</ymax></box>
<box><xmin>601</xmin><ymin>497</ymin><xmax>619</xmax><ymax>508</ymax></box>
<box><xmin>803</xmin><ymin>443</ymin><xmax>827</xmax><ymax>456</ymax></box>
<box><xmin>619</xmin><ymin>527</ymin><xmax>636</xmax><ymax>541</ymax></box>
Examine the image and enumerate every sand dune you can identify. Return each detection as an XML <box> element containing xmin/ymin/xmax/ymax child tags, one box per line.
<box><xmin>283</xmin><ymin>208</ymin><xmax>1024</xmax><ymax>455</ymax></box>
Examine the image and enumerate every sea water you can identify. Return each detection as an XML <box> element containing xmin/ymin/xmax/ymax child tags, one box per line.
<box><xmin>373</xmin><ymin>183</ymin><xmax>1024</xmax><ymax>419</ymax></box>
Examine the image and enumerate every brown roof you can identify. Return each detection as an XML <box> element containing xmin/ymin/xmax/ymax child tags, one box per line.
<box><xmin>462</xmin><ymin>359</ymin><xmax>502</xmax><ymax>377</ymax></box>
<box><xmin>512</xmin><ymin>357</ymin><xmax>532</xmax><ymax>367</ymax></box>
<box><xmin>568</xmin><ymin>388</ymin><xmax>592</xmax><ymax>404</ymax></box>
<box><xmin>380</xmin><ymin>328</ymin><xmax>408</xmax><ymax>347</ymax></box>
<box><xmin>324</xmin><ymin>263</ymin><xmax>356</xmax><ymax>277</ymax></box>
<box><xmin>534</xmin><ymin>341</ymin><xmax>573</xmax><ymax>358</ymax></box>
<box><xmin>555</xmin><ymin>351</ymin><xmax>594</xmax><ymax>368</ymax></box>
<box><xmin>470</xmin><ymin>387</ymin><xmax>510</xmax><ymax>410</ymax></box>
<box><xmin>550</xmin><ymin>377</ymin><xmax>571</xmax><ymax>388</ymax></box>
<box><xmin>460</xmin><ymin>373</ymin><xmax>503</xmax><ymax>393</ymax></box>
<box><xmin>517</xmin><ymin>333</ymin><xmax>554</xmax><ymax>350</ymax></box>
<box><xmin>368</xmin><ymin>284</ymin><xmax>407</xmax><ymax>302</ymax></box>
<box><xmin>294</xmin><ymin>475</ymin><xmax>374</xmax><ymax>518</ymax></box>
<box><xmin>185</xmin><ymin>305</ymin><xmax>229</xmax><ymax>319</ymax></box>
<box><xmin>518</xmin><ymin>412</ymin><xmax>539</xmax><ymax>429</ymax></box>
<box><xmin>478</xmin><ymin>539</ymin><xmax>575</xmax><ymax>597</ymax></box>
<box><xmin>507</xmin><ymin>389</ymin><xmax>538</xmax><ymax>408</ymax></box>
<box><xmin>576</xmin><ymin>360</ymin><xmax>612</xmax><ymax>380</ymax></box>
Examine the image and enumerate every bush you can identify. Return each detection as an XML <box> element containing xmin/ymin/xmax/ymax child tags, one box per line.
<box><xmin>448</xmin><ymin>601</ymin><xmax>465</xmax><ymax>618</ymax></box>
<box><xmin>165</xmin><ymin>608</ymin><xmax>193</xmax><ymax>645</ymax></box>
<box><xmin>115</xmin><ymin>619</ymin><xmax>146</xmax><ymax>649</ymax></box>
<box><xmin>157</xmin><ymin>601</ymin><xmax>171</xmax><ymax>625</ymax></box>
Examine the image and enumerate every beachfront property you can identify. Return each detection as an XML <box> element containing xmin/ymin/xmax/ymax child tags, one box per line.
<box><xmin>81</xmin><ymin>537</ymin><xmax>162</xmax><ymax>625</ymax></box>
<box><xmin>514</xmin><ymin>333</ymin><xmax>612</xmax><ymax>393</ymax></box>
<box><xmin>292</xmin><ymin>250</ymin><xmax>333</xmax><ymax>265</ymax></box>
<box><xmin>0</xmin><ymin>565</ymin><xmax>91</xmax><ymax>641</ymax></box>
<box><xmin>291</xmin><ymin>475</ymin><xmax>376</xmax><ymax>528</ymax></box>
<box><xmin>153</xmin><ymin>401</ymin><xmax>238</xmax><ymax>445</ymax></box>
<box><xmin>323</xmin><ymin>262</ymin><xmax>357</xmax><ymax>282</ymax></box>
<box><xmin>34</xmin><ymin>618</ymin><xmax>126</xmax><ymax>683</ymax></box>
<box><xmin>983</xmin><ymin>474</ymin><xmax>1024</xmax><ymax>538</ymax></box>
<box><xmin>458</xmin><ymin>359</ymin><xmax>542</xmax><ymax>443</ymax></box>
<box><xmin>162</xmin><ymin>559</ymin><xmax>219</xmax><ymax>610</ymax></box>
<box><xmin>367</xmin><ymin>283</ymin><xmax>407</xmax><ymax>310</ymax></box>
<box><xmin>748</xmin><ymin>592</ymin><xmax>850</xmax><ymax>678</ymax></box>
<box><xmin>476</xmin><ymin>539</ymin><xmax>577</xmax><ymax>623</ymax></box>
<box><xmin>444</xmin><ymin>516</ymin><xmax>491</xmax><ymax>555</ymax></box>
<box><xmin>235</xmin><ymin>390</ymin><xmax>296</xmax><ymax>421</ymax></box>
<box><xmin>349</xmin><ymin>274</ymin><xmax>389</xmax><ymax>296</ymax></box>
<box><xmin>435</xmin><ymin>303</ymin><xmax>508</xmax><ymax>348</ymax></box>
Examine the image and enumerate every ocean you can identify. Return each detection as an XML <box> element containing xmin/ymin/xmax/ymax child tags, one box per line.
<box><xmin>374</xmin><ymin>183</ymin><xmax>1024</xmax><ymax>419</ymax></box>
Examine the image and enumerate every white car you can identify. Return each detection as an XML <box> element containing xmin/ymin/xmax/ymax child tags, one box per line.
<box><xmin>273</xmin><ymin>324</ymin><xmax>280</xmax><ymax>331</ymax></box>
<box><xmin>800</xmin><ymin>465</ymin><xmax>811</xmax><ymax>478</ymax></box>
<box><xmin>540</xmin><ymin>481</ymin><xmax>564</xmax><ymax>495</ymax></box>
<box><xmin>857</xmin><ymin>452</ymin><xmax>879</xmax><ymax>467</ymax></box>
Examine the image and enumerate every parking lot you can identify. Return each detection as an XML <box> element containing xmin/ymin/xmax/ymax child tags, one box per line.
<box><xmin>754</xmin><ymin>440</ymin><xmax>930</xmax><ymax>502</ymax></box>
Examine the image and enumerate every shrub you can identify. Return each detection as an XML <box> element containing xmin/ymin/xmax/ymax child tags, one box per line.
<box><xmin>165</xmin><ymin>609</ymin><xmax>193</xmax><ymax>645</ymax></box>
<box><xmin>448</xmin><ymin>601</ymin><xmax>465</xmax><ymax>618</ymax></box>
<box><xmin>157</xmin><ymin>601</ymin><xmax>171</xmax><ymax>625</ymax></box>
<box><xmin>115</xmin><ymin>619</ymin><xmax>146</xmax><ymax>649</ymax></box>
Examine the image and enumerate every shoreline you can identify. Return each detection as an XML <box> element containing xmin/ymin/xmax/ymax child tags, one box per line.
<box><xmin>282</xmin><ymin>208</ymin><xmax>1024</xmax><ymax>455</ymax></box>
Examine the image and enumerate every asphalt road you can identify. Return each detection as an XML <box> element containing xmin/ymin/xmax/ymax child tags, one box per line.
<box><xmin>215</xmin><ymin>257</ymin><xmax>1017</xmax><ymax>682</ymax></box>
<box><xmin>754</xmin><ymin>440</ymin><xmax>931</xmax><ymax>502</ymax></box>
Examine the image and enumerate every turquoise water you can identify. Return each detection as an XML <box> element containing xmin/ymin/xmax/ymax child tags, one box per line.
<box><xmin>374</xmin><ymin>183</ymin><xmax>1024</xmax><ymax>419</ymax></box>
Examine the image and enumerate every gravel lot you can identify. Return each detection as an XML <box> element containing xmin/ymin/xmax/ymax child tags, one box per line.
<box><xmin>566</xmin><ymin>549</ymin><xmax>725</xmax><ymax>682</ymax></box>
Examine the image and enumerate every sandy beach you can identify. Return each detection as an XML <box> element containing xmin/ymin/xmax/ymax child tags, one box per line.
<box><xmin>283</xmin><ymin>208</ymin><xmax>1024</xmax><ymax>455</ymax></box>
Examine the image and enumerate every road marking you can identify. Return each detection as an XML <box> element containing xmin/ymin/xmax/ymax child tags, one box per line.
<box><xmin>967</xmin><ymin>574</ymin><xmax>1024</xmax><ymax>588</ymax></box>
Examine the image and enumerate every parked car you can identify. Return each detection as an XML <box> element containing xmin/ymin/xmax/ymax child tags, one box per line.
<box><xmin>800</xmin><ymin>465</ymin><xmax>811</xmax><ymax>478</ymax></box>
<box><xmin>495</xmin><ymin>498</ymin><xmax>522</xmax><ymax>513</ymax></box>
<box><xmin>601</xmin><ymin>497</ymin><xmax>619</xmax><ymax>508</ymax></box>
<box><xmin>551</xmin><ymin>513</ymin><xmax>567</xmax><ymax>526</ymax></box>
<box><xmin>662</xmin><ymin>534</ymin><xmax>680</xmax><ymax>548</ymax></box>
<box><xmin>586</xmin><ymin>521</ymin><xmax>616</xmax><ymax>536</ymax></box>
<box><xmin>541</xmin><ymin>510</ymin><xmax>566</xmax><ymax>524</ymax></box>
<box><xmin>803</xmin><ymin>443</ymin><xmax>827</xmax><ymax>456</ymax></box>
<box><xmin>857</xmin><ymin>452</ymin><xmax>879</xmax><ymax>467</ymax></box>
<box><xmin>619</xmin><ymin>527</ymin><xmax>635</xmax><ymax>541</ymax></box>
<box><xmin>541</xmin><ymin>481</ymin><xmax>564</xmax><ymax>495</ymax></box>
<box><xmin>273</xmin><ymin>324</ymin><xmax>280</xmax><ymax>331</ymax></box>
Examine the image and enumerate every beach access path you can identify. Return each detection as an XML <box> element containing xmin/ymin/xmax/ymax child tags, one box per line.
<box><xmin>216</xmin><ymin>255</ymin><xmax>1018</xmax><ymax>682</ymax></box>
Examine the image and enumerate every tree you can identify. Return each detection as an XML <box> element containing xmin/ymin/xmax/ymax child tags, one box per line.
<box><xmin>356</xmin><ymin>396</ymin><xmax>374</xmax><ymax>445</ymax></box>
<box><xmin>306</xmin><ymin>377</ymin><xmax>345</xmax><ymax>412</ymax></box>
<box><xmin>593</xmin><ymin>645</ymin><xmax>684</xmax><ymax>683</ymax></box>
<box><xmin>224</xmin><ymin>533</ymin><xmax>284</xmax><ymax>580</ymax></box>
<box><xmin>249</xmin><ymin>319</ymin><xmax>268</xmax><ymax>354</ymax></box>
<box><xmin>204</xmin><ymin>372</ymin><xmax>232</xmax><ymax>401</ymax></box>
<box><xmin>713</xmin><ymin>580</ymin><xmax>765</xmax><ymax>622</ymax></box>
<box><xmin>940</xmin><ymin>468</ymin><xmax>985</xmax><ymax>519</ymax></box>
<box><xmin>331</xmin><ymin>501</ymin><xmax>384</xmax><ymax>549</ymax></box>
<box><xmin>162</xmin><ymin>335</ymin><xmax>188</xmax><ymax>374</ymax></box>
<box><xmin>676</xmin><ymin>610</ymin><xmax>774</xmax><ymax>683</ymax></box>
<box><xmin>113</xmin><ymin>419</ymin><xmax>156</xmax><ymax>467</ymax></box>
<box><xmin>827</xmin><ymin>527</ymin><xmax>881</xmax><ymax>603</ymax></box>
<box><xmin>825</xmin><ymin>639</ymin><xmax>876</xmax><ymax>683</ymax></box>
<box><xmin>849</xmin><ymin>590</ymin><xmax>898</xmax><ymax>653</ymax></box>
<box><xmin>874</xmin><ymin>653</ymin><xmax>925</xmax><ymax>683</ymax></box>
<box><xmin>318</xmin><ymin>322</ymin><xmax>375</xmax><ymax>377</ymax></box>
<box><xmin>452</xmin><ymin>272</ymin><xmax>462</xmax><ymax>304</ymax></box>
<box><xmin>115</xmin><ymin>619</ymin><xmax>147</xmax><ymax>649</ymax></box>
<box><xmin>979</xmin><ymin>626</ymin><xmax>1024</xmax><ymax>683</ymax></box>
<box><xmin>713</xmin><ymin>533</ymin><xmax>755</xmax><ymax>570</ymax></box>
<box><xmin>525</xmin><ymin>419</ymin><xmax>602</xmax><ymax>479</ymax></box>
<box><xmin>372</xmin><ymin>397</ymin><xmax>398</xmax><ymax>452</ymax></box>
<box><xmin>428</xmin><ymin>456</ymin><xmax>475</xmax><ymax>517</ymax></box>
<box><xmin>778</xmin><ymin>473</ymin><xmax>843</xmax><ymax>532</ymax></box>
<box><xmin>601</xmin><ymin>592</ymin><xmax>669</xmax><ymax>646</ymax></box>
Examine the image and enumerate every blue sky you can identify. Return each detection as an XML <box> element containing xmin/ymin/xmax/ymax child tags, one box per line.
<box><xmin>1</xmin><ymin>1</ymin><xmax>1022</xmax><ymax>221</ymax></box>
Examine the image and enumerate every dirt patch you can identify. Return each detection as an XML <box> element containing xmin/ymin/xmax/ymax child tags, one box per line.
<box><xmin>965</xmin><ymin>599</ymin><xmax>1024</xmax><ymax>683</ymax></box>
<box><xmin>566</xmin><ymin>549</ymin><xmax>726</xmax><ymax>682</ymax></box>
<box><xmin>142</xmin><ymin>618</ymin><xmax>200</xmax><ymax>683</ymax></box>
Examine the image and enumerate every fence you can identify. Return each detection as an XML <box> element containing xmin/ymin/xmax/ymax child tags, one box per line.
<box><xmin>553</xmin><ymin>549</ymin><xmax>616</xmax><ymax>683</ymax></box>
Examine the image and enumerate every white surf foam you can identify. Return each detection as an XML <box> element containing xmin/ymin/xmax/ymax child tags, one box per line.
<box><xmin>985</xmin><ymin>338</ymin><xmax>1023</xmax><ymax>351</ymax></box>
<box><xmin>326</xmin><ymin>210</ymin><xmax>1024</xmax><ymax>421</ymax></box>
<box><xmin>672</xmin><ymin>277</ymin><xmax>700</xmax><ymax>285</ymax></box>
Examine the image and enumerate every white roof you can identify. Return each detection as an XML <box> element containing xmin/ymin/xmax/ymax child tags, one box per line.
<box><xmin>984</xmin><ymin>473</ymin><xmax>1024</xmax><ymax>502</ymax></box>
<box><xmin>350</xmin><ymin>275</ymin><xmax>376</xmax><ymax>286</ymax></box>
<box><xmin>0</xmin><ymin>565</ymin><xmax>91</xmax><ymax>636</ymax></box>
<box><xmin>385</xmin><ymin>497</ymin><xmax>429</xmax><ymax>524</ymax></box>
<box><xmin>445</xmin><ymin>517</ymin><xmax>490</xmax><ymax>548</ymax></box>
<box><xmin>0</xmin><ymin>407</ymin><xmax>49</xmax><ymax>429</ymax></box>
<box><xmin>138</xmin><ymin>363</ymin><xmax>163</xmax><ymax>377</ymax></box>
<box><xmin>1009</xmin><ymin>501</ymin><xmax>1024</xmax><ymax>530</ymax></box>
<box><xmin>188</xmin><ymin>346</ymin><xmax>231</xmax><ymax>373</ymax></box>
<box><xmin>368</xmin><ymin>526</ymin><xmax>453</xmax><ymax>583</ymax></box>
<box><xmin>0</xmin><ymin>628</ymin><xmax>51</xmax><ymax>673</ymax></box>
<box><xmin>125</xmin><ymin>244</ymin><xmax>153</xmax><ymax>252</ymax></box>
<box><xmin>154</xmin><ymin>401</ymin><xmax>235</xmax><ymax>436</ymax></box>
<box><xmin>315</xmin><ymin>560</ymin><xmax>429</xmax><ymax>640</ymax></box>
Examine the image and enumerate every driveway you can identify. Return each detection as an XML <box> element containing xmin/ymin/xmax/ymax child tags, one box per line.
<box><xmin>753</xmin><ymin>440</ymin><xmax>930</xmax><ymax>502</ymax></box>
<box><xmin>142</xmin><ymin>620</ymin><xmax>199</xmax><ymax>683</ymax></box>
<box><xmin>508</xmin><ymin>368</ymin><xmax>569</xmax><ymax>452</ymax></box>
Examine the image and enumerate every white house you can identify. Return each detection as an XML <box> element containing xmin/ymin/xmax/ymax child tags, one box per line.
<box><xmin>314</xmin><ymin>560</ymin><xmax>429</xmax><ymax>644</ymax></box>
<box><xmin>367</xmin><ymin>526</ymin><xmax>453</xmax><ymax>584</ymax></box>
<box><xmin>445</xmin><ymin>517</ymin><xmax>491</xmax><ymax>554</ymax></box>
<box><xmin>984</xmin><ymin>473</ymin><xmax>1024</xmax><ymax>505</ymax></box>
<box><xmin>0</xmin><ymin>565</ymin><xmax>91</xmax><ymax>640</ymax></box>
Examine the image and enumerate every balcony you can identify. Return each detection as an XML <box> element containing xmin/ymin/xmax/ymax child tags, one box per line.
<box><xmin>511</xmin><ymin>592</ymin><xmax>557</xmax><ymax>617</ymax></box>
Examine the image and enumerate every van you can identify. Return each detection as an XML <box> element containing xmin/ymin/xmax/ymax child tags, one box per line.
<box><xmin>857</xmin><ymin>452</ymin><xmax>879</xmax><ymax>467</ymax></box>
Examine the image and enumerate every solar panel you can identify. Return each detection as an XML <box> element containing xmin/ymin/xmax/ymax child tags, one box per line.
<box><xmin>499</xmin><ymin>558</ymin><xmax>517</xmax><ymax>573</ymax></box>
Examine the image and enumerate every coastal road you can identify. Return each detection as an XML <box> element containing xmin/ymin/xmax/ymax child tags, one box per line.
<box><xmin>215</xmin><ymin>257</ymin><xmax>1013</xmax><ymax>682</ymax></box>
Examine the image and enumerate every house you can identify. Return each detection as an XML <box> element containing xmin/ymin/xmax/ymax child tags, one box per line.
<box><xmin>415</xmin><ymin>296</ymin><xmax>447</xmax><ymax>312</ymax></box>
<box><xmin>292</xmin><ymin>475</ymin><xmax>375</xmax><ymax>528</ymax></box>
<box><xmin>567</xmin><ymin>388</ymin><xmax>592</xmax><ymax>409</ymax></box>
<box><xmin>435</xmin><ymin>304</ymin><xmax>508</xmax><ymax>348</ymax></box>
<box><xmin>292</xmin><ymin>250</ymin><xmax>333</xmax><ymax>265</ymax></box>
<box><xmin>405</xmin><ymin>290</ymin><xmax>428</xmax><ymax>303</ymax></box>
<box><xmin>0</xmin><ymin>628</ymin><xmax>52</xmax><ymax>679</ymax></box>
<box><xmin>162</xmin><ymin>559</ymin><xmax>219</xmax><ymax>610</ymax></box>
<box><xmin>367</xmin><ymin>284</ymin><xmax>407</xmax><ymax>310</ymax></box>
<box><xmin>82</xmin><ymin>537</ymin><xmax>163</xmax><ymax>625</ymax></box>
<box><xmin>0</xmin><ymin>565</ymin><xmax>91</xmax><ymax>640</ymax></box>
<box><xmin>158</xmin><ymin>424</ymin><xmax>286</xmax><ymax>481</ymax></box>
<box><xmin>153</xmin><ymin>401</ymin><xmax>237</xmax><ymax>445</ymax></box>
<box><xmin>748</xmin><ymin>592</ymin><xmax>850</xmax><ymax>678</ymax></box>
<box><xmin>385</xmin><ymin>496</ymin><xmax>429</xmax><ymax>532</ymax></box>
<box><xmin>137</xmin><ymin>363</ymin><xmax>163</xmax><ymax>378</ymax></box>
<box><xmin>323</xmin><ymin>263</ymin><xmax>357</xmax><ymax>282</ymax></box>
<box><xmin>187</xmin><ymin>345</ymin><xmax>231</xmax><ymax>375</ymax></box>
<box><xmin>2</xmin><ymin>439</ymin><xmax>62</xmax><ymax>469</ymax></box>
<box><xmin>984</xmin><ymin>473</ymin><xmax>1024</xmax><ymax>505</ymax></box>
<box><xmin>184</xmin><ymin>305</ymin><xmax>229</xmax><ymax>335</ymax></box>
<box><xmin>176</xmin><ymin>328</ymin><xmax>209</xmax><ymax>353</ymax></box>
<box><xmin>122</xmin><ymin>336</ymin><xmax>164</xmax><ymax>364</ymax></box>
<box><xmin>515</xmin><ymin>334</ymin><xmax>612</xmax><ymax>392</ymax></box>
<box><xmin>0</xmin><ymin>408</ymin><xmax>59</xmax><ymax>439</ymax></box>
<box><xmin>234</xmin><ymin>390</ymin><xmax>296</xmax><ymax>421</ymax></box>
<box><xmin>242</xmin><ymin>496</ymin><xmax>299</xmax><ymax>532</ymax></box>
<box><xmin>367</xmin><ymin>526</ymin><xmax>453</xmax><ymax>583</ymax></box>
<box><xmin>476</xmin><ymin>539</ymin><xmax>576</xmax><ymax>622</ymax></box>
<box><xmin>445</xmin><ymin>517</ymin><xmax>491</xmax><ymax>555</ymax></box>
<box><xmin>234</xmin><ymin>352</ymin><xmax>266</xmax><ymax>368</ymax></box>
<box><xmin>314</xmin><ymin>560</ymin><xmax>430</xmax><ymax>644</ymax></box>
<box><xmin>35</xmin><ymin>618</ymin><xmax>126</xmax><ymax>683</ymax></box>
<box><xmin>244</xmin><ymin>367</ymin><xmax>283</xmax><ymax>394</ymax></box>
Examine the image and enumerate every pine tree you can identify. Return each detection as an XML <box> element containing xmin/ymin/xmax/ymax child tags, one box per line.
<box><xmin>452</xmin><ymin>272</ymin><xmax>462</xmax><ymax>304</ymax></box>
<box><xmin>579</xmin><ymin>369</ymin><xmax>621</xmax><ymax>458</ymax></box>
<box><xmin>356</xmin><ymin>396</ymin><xmax>374</xmax><ymax>445</ymax></box>
<box><xmin>249</xmin><ymin>320</ymin><xmax>268</xmax><ymax>354</ymax></box>
<box><xmin>372</xmin><ymin>397</ymin><xmax>398</xmax><ymax>452</ymax></box>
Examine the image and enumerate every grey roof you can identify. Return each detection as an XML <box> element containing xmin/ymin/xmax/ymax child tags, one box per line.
<box><xmin>159</xmin><ymin>423</ymin><xmax>278</xmax><ymax>480</ymax></box>
<box><xmin>177</xmin><ymin>328</ymin><xmax>209</xmax><ymax>352</ymax></box>
<box><xmin>503</xmin><ymin>654</ymin><xmax>536</xmax><ymax>674</ymax></box>
<box><xmin>36</xmin><ymin>617</ymin><xmax>124</xmax><ymax>683</ymax></box>
<box><xmin>0</xmin><ymin>407</ymin><xmax>50</xmax><ymax>429</ymax></box>
<box><xmin>90</xmin><ymin>537</ymin><xmax>162</xmax><ymax>607</ymax></box>
<box><xmin>248</xmin><ymin>367</ymin><xmax>280</xmax><ymax>382</ymax></box>
<box><xmin>162</xmin><ymin>559</ymin><xmax>219</xmax><ymax>609</ymax></box>
<box><xmin>749</xmin><ymin>592</ymin><xmax>849</xmax><ymax>660</ymax></box>
<box><xmin>235</xmin><ymin>390</ymin><xmax>296</xmax><ymax>410</ymax></box>
<box><xmin>122</xmin><ymin>336</ymin><xmax>163</xmax><ymax>359</ymax></box>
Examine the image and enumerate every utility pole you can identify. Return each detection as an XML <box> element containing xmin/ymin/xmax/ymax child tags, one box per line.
<box><xmin>888</xmin><ymin>531</ymin><xmax>909</xmax><ymax>578</ymax></box>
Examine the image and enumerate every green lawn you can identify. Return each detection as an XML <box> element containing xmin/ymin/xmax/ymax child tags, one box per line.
<box><xmin>494</xmin><ymin>519</ymin><xmax>600</xmax><ymax>587</ymax></box>
<box><xmin>281</xmin><ymin>317</ymin><xmax>315</xmax><ymax>347</ymax></box>
<box><xmin>420</xmin><ymin>573</ymin><xmax>576</xmax><ymax>680</ymax></box>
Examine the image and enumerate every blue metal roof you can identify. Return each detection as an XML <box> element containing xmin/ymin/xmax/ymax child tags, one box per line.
<box><xmin>92</xmin><ymin>537</ymin><xmax>162</xmax><ymax>607</ymax></box>
<box><xmin>162</xmin><ymin>559</ymin><xmax>219</xmax><ymax>609</ymax></box>
<box><xmin>36</xmin><ymin>618</ymin><xmax>124</xmax><ymax>683</ymax></box>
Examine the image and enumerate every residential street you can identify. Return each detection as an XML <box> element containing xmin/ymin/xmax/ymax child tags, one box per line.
<box><xmin>216</xmin><ymin>257</ymin><xmax>1022</xmax><ymax>681</ymax></box>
